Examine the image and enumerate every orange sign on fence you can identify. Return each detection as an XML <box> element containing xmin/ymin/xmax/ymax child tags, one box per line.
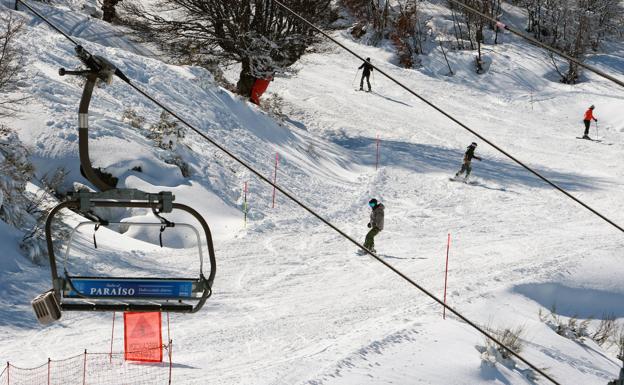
<box><xmin>124</xmin><ymin>312</ymin><xmax>163</xmax><ymax>362</ymax></box>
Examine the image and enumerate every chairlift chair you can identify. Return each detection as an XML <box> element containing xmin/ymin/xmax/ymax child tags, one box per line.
<box><xmin>32</xmin><ymin>191</ymin><xmax>216</xmax><ymax>325</ymax></box>
<box><xmin>31</xmin><ymin>45</ymin><xmax>217</xmax><ymax>325</ymax></box>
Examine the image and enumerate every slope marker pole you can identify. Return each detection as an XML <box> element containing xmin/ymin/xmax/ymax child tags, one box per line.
<box><xmin>443</xmin><ymin>233</ymin><xmax>451</xmax><ymax>320</ymax></box>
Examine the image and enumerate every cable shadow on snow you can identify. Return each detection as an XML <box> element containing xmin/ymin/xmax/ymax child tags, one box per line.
<box><xmin>332</xmin><ymin>135</ymin><xmax>608</xmax><ymax>192</ymax></box>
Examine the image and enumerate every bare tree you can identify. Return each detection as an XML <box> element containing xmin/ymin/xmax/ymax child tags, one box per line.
<box><xmin>129</xmin><ymin>0</ymin><xmax>332</xmax><ymax>97</ymax></box>
<box><xmin>0</xmin><ymin>11</ymin><xmax>28</xmax><ymax>118</ymax></box>
<box><xmin>511</xmin><ymin>0</ymin><xmax>623</xmax><ymax>83</ymax></box>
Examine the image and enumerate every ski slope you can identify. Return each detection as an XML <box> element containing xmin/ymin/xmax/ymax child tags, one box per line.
<box><xmin>1</xmin><ymin>0</ymin><xmax>624</xmax><ymax>384</ymax></box>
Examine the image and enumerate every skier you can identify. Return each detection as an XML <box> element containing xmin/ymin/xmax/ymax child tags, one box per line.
<box><xmin>454</xmin><ymin>142</ymin><xmax>482</xmax><ymax>180</ymax></box>
<box><xmin>581</xmin><ymin>105</ymin><xmax>598</xmax><ymax>139</ymax></box>
<box><xmin>362</xmin><ymin>198</ymin><xmax>384</xmax><ymax>253</ymax></box>
<box><xmin>358</xmin><ymin>58</ymin><xmax>373</xmax><ymax>92</ymax></box>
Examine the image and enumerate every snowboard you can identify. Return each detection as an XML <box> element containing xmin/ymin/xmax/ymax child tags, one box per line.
<box><xmin>356</xmin><ymin>248</ymin><xmax>376</xmax><ymax>256</ymax></box>
<box><xmin>449</xmin><ymin>177</ymin><xmax>477</xmax><ymax>185</ymax></box>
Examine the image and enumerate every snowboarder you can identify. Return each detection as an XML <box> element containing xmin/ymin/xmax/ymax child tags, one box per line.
<box><xmin>454</xmin><ymin>142</ymin><xmax>482</xmax><ymax>180</ymax></box>
<box><xmin>363</xmin><ymin>198</ymin><xmax>384</xmax><ymax>253</ymax></box>
<box><xmin>581</xmin><ymin>105</ymin><xmax>598</xmax><ymax>139</ymax></box>
<box><xmin>358</xmin><ymin>58</ymin><xmax>373</xmax><ymax>92</ymax></box>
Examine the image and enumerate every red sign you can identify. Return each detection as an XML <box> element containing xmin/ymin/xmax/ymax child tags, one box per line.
<box><xmin>124</xmin><ymin>312</ymin><xmax>163</xmax><ymax>362</ymax></box>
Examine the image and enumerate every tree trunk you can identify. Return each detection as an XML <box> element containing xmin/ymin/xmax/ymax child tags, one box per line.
<box><xmin>562</xmin><ymin>13</ymin><xmax>587</xmax><ymax>84</ymax></box>
<box><xmin>237</xmin><ymin>59</ymin><xmax>256</xmax><ymax>97</ymax></box>
<box><xmin>102</xmin><ymin>0</ymin><xmax>120</xmax><ymax>23</ymax></box>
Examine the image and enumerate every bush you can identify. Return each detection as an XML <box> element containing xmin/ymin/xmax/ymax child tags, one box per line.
<box><xmin>149</xmin><ymin>111</ymin><xmax>185</xmax><ymax>150</ymax></box>
<box><xmin>121</xmin><ymin>108</ymin><xmax>146</xmax><ymax>129</ymax></box>
<box><xmin>481</xmin><ymin>326</ymin><xmax>525</xmax><ymax>362</ymax></box>
<box><xmin>20</xmin><ymin>168</ymin><xmax>71</xmax><ymax>265</ymax></box>
<box><xmin>538</xmin><ymin>305</ymin><xmax>590</xmax><ymax>342</ymax></box>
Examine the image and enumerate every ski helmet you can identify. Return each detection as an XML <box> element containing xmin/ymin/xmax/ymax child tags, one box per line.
<box><xmin>368</xmin><ymin>198</ymin><xmax>378</xmax><ymax>207</ymax></box>
<box><xmin>469</xmin><ymin>142</ymin><xmax>477</xmax><ymax>147</ymax></box>
<box><xmin>366</xmin><ymin>57</ymin><xmax>371</xmax><ymax>62</ymax></box>
<box><xmin>590</xmin><ymin>105</ymin><xmax>595</xmax><ymax>109</ymax></box>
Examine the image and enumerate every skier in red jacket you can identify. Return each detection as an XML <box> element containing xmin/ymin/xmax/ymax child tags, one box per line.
<box><xmin>582</xmin><ymin>105</ymin><xmax>598</xmax><ymax>139</ymax></box>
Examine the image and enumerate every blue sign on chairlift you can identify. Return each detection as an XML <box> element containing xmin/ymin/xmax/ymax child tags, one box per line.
<box><xmin>66</xmin><ymin>278</ymin><xmax>195</xmax><ymax>299</ymax></box>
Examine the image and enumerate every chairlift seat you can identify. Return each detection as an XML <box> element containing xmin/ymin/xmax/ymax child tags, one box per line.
<box><xmin>33</xmin><ymin>194</ymin><xmax>217</xmax><ymax>324</ymax></box>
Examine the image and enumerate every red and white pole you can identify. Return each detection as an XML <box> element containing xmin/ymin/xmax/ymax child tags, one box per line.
<box><xmin>272</xmin><ymin>153</ymin><xmax>279</xmax><ymax>208</ymax></box>
<box><xmin>443</xmin><ymin>233</ymin><xmax>451</xmax><ymax>320</ymax></box>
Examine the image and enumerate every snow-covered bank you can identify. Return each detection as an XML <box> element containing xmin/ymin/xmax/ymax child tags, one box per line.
<box><xmin>1</xmin><ymin>1</ymin><xmax>623</xmax><ymax>384</ymax></box>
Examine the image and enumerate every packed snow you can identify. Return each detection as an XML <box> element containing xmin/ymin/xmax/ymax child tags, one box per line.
<box><xmin>0</xmin><ymin>0</ymin><xmax>623</xmax><ymax>384</ymax></box>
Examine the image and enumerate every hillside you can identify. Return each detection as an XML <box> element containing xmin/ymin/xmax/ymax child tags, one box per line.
<box><xmin>0</xmin><ymin>0</ymin><xmax>623</xmax><ymax>384</ymax></box>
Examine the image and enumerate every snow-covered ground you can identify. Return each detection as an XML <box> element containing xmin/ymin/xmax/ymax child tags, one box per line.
<box><xmin>1</xmin><ymin>1</ymin><xmax>623</xmax><ymax>384</ymax></box>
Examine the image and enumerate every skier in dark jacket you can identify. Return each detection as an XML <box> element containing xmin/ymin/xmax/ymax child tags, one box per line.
<box><xmin>582</xmin><ymin>105</ymin><xmax>598</xmax><ymax>139</ymax></box>
<box><xmin>455</xmin><ymin>142</ymin><xmax>482</xmax><ymax>179</ymax></box>
<box><xmin>363</xmin><ymin>198</ymin><xmax>384</xmax><ymax>253</ymax></box>
<box><xmin>358</xmin><ymin>58</ymin><xmax>373</xmax><ymax>92</ymax></box>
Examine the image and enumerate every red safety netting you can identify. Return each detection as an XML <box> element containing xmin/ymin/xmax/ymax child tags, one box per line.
<box><xmin>0</xmin><ymin>347</ymin><xmax>172</xmax><ymax>385</ymax></box>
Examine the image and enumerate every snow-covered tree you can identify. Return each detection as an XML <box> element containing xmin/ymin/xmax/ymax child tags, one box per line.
<box><xmin>0</xmin><ymin>10</ymin><xmax>27</xmax><ymax>118</ymax></box>
<box><xmin>128</xmin><ymin>0</ymin><xmax>332</xmax><ymax>97</ymax></box>
<box><xmin>513</xmin><ymin>0</ymin><xmax>623</xmax><ymax>83</ymax></box>
<box><xmin>149</xmin><ymin>111</ymin><xmax>185</xmax><ymax>150</ymax></box>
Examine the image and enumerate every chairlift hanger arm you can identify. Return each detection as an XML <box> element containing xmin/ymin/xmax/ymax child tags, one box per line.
<box><xmin>56</xmin><ymin>44</ymin><xmax>131</xmax><ymax>191</ymax></box>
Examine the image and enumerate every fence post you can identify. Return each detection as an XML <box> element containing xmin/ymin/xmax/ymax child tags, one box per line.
<box><xmin>6</xmin><ymin>362</ymin><xmax>9</xmax><ymax>385</ymax></box>
<box><xmin>47</xmin><ymin>358</ymin><xmax>51</xmax><ymax>385</ymax></box>
<box><xmin>14</xmin><ymin>0</ymin><xmax>18</xmax><ymax>10</ymax></box>
<box><xmin>168</xmin><ymin>339</ymin><xmax>173</xmax><ymax>385</ymax></box>
<box><xmin>109</xmin><ymin>312</ymin><xmax>116</xmax><ymax>364</ymax></box>
<box><xmin>82</xmin><ymin>350</ymin><xmax>87</xmax><ymax>385</ymax></box>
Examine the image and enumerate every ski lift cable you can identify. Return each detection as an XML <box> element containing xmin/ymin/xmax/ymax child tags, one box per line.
<box><xmin>13</xmin><ymin>2</ymin><xmax>559</xmax><ymax>384</ymax></box>
<box><xmin>447</xmin><ymin>0</ymin><xmax>624</xmax><ymax>90</ymax></box>
<box><xmin>271</xmin><ymin>0</ymin><xmax>624</xmax><ymax>237</ymax></box>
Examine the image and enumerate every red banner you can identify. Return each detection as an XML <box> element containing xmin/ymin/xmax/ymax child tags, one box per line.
<box><xmin>124</xmin><ymin>312</ymin><xmax>163</xmax><ymax>362</ymax></box>
<box><xmin>250</xmin><ymin>78</ymin><xmax>272</xmax><ymax>105</ymax></box>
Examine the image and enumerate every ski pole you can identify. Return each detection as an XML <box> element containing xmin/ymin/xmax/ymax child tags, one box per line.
<box><xmin>595</xmin><ymin>120</ymin><xmax>599</xmax><ymax>140</ymax></box>
<box><xmin>352</xmin><ymin>69</ymin><xmax>360</xmax><ymax>88</ymax></box>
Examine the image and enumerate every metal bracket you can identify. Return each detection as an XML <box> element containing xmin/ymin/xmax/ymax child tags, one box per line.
<box><xmin>67</xmin><ymin>190</ymin><xmax>175</xmax><ymax>213</ymax></box>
